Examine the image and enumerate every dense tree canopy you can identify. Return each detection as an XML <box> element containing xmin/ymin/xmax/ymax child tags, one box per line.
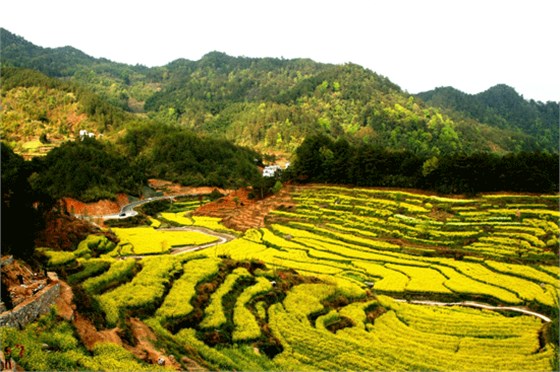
<box><xmin>2</xmin><ymin>28</ymin><xmax>556</xmax><ymax>157</ymax></box>
<box><xmin>416</xmin><ymin>85</ymin><xmax>559</xmax><ymax>151</ymax></box>
<box><xmin>289</xmin><ymin>135</ymin><xmax>559</xmax><ymax>194</ymax></box>
<box><xmin>1</xmin><ymin>143</ymin><xmax>43</xmax><ymax>258</ymax></box>
<box><xmin>120</xmin><ymin>123</ymin><xmax>262</xmax><ymax>188</ymax></box>
<box><xmin>30</xmin><ymin>138</ymin><xmax>146</xmax><ymax>202</ymax></box>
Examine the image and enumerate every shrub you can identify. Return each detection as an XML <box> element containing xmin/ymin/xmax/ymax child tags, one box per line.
<box><xmin>36</xmin><ymin>248</ymin><xmax>76</xmax><ymax>268</ymax></box>
<box><xmin>71</xmin><ymin>284</ymin><xmax>106</xmax><ymax>328</ymax></box>
<box><xmin>67</xmin><ymin>259</ymin><xmax>111</xmax><ymax>284</ymax></box>
<box><xmin>105</xmin><ymin>214</ymin><xmax>151</xmax><ymax>228</ymax></box>
<box><xmin>82</xmin><ymin>258</ymin><xmax>137</xmax><ymax>294</ymax></box>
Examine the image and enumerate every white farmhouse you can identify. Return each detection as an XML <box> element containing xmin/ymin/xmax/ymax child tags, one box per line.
<box><xmin>263</xmin><ymin>165</ymin><xmax>282</xmax><ymax>177</ymax></box>
<box><xmin>79</xmin><ymin>129</ymin><xmax>95</xmax><ymax>140</ymax></box>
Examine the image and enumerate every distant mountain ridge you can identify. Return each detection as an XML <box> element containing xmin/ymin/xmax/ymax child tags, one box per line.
<box><xmin>416</xmin><ymin>85</ymin><xmax>558</xmax><ymax>150</ymax></box>
<box><xmin>1</xmin><ymin>27</ymin><xmax>557</xmax><ymax>155</ymax></box>
<box><xmin>1</xmin><ymin>28</ymin><xmax>97</xmax><ymax>75</ymax></box>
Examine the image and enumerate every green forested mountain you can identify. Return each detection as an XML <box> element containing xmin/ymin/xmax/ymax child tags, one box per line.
<box><xmin>416</xmin><ymin>85</ymin><xmax>558</xmax><ymax>150</ymax></box>
<box><xmin>1</xmin><ymin>27</ymin><xmax>557</xmax><ymax>157</ymax></box>
<box><xmin>0</xmin><ymin>31</ymin><xmax>266</xmax><ymax>202</ymax></box>
<box><xmin>0</xmin><ymin>28</ymin><xmax>96</xmax><ymax>75</ymax></box>
<box><xmin>0</xmin><ymin>28</ymin><xmax>157</xmax><ymax>111</ymax></box>
<box><xmin>139</xmin><ymin>53</ymin><xmax>550</xmax><ymax>155</ymax></box>
<box><xmin>0</xmin><ymin>65</ymin><xmax>135</xmax><ymax>149</ymax></box>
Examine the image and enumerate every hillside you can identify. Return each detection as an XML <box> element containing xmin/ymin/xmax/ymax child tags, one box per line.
<box><xmin>1</xmin><ymin>186</ymin><xmax>558</xmax><ymax>371</ymax></box>
<box><xmin>1</xmin><ymin>28</ymin><xmax>555</xmax><ymax>157</ymax></box>
<box><xmin>0</xmin><ymin>28</ymin><xmax>156</xmax><ymax>111</ymax></box>
<box><xmin>0</xmin><ymin>65</ymin><xmax>134</xmax><ymax>155</ymax></box>
<box><xmin>416</xmin><ymin>85</ymin><xmax>559</xmax><ymax>151</ymax></box>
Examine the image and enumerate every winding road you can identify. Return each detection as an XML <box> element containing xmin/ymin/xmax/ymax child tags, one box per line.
<box><xmin>395</xmin><ymin>299</ymin><xmax>552</xmax><ymax>322</ymax></box>
<box><xmin>116</xmin><ymin>226</ymin><xmax>236</xmax><ymax>259</ymax></box>
<box><xmin>103</xmin><ymin>195</ymin><xmax>184</xmax><ymax>220</ymax></box>
<box><xmin>102</xmin><ymin>196</ymin><xmax>236</xmax><ymax>258</ymax></box>
<box><xmin>165</xmin><ymin>226</ymin><xmax>236</xmax><ymax>255</ymax></box>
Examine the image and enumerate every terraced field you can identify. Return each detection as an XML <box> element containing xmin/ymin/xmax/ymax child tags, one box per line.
<box><xmin>112</xmin><ymin>227</ymin><xmax>219</xmax><ymax>255</ymax></box>
<box><xmin>12</xmin><ymin>185</ymin><xmax>560</xmax><ymax>371</ymax></box>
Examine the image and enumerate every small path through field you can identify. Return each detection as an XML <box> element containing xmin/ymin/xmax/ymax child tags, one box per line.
<box><xmin>97</xmin><ymin>194</ymin><xmax>237</xmax><ymax>258</ymax></box>
<box><xmin>395</xmin><ymin>299</ymin><xmax>552</xmax><ymax>322</ymax></box>
<box><xmin>116</xmin><ymin>227</ymin><xmax>236</xmax><ymax>259</ymax></box>
<box><xmin>165</xmin><ymin>226</ymin><xmax>236</xmax><ymax>255</ymax></box>
<box><xmin>103</xmin><ymin>194</ymin><xmax>195</xmax><ymax>220</ymax></box>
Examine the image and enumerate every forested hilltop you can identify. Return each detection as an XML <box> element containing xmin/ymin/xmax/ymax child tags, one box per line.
<box><xmin>416</xmin><ymin>85</ymin><xmax>559</xmax><ymax>151</ymax></box>
<box><xmin>2</xmin><ymin>28</ymin><xmax>558</xmax><ymax>157</ymax></box>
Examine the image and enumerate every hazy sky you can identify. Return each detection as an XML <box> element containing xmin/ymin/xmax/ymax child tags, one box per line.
<box><xmin>1</xmin><ymin>0</ymin><xmax>558</xmax><ymax>102</ymax></box>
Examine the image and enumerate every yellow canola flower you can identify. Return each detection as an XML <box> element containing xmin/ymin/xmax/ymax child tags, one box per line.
<box><xmin>112</xmin><ymin>226</ymin><xmax>217</xmax><ymax>255</ymax></box>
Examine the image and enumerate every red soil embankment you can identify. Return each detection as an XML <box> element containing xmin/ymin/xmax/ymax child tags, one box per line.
<box><xmin>55</xmin><ymin>281</ymin><xmax>183</xmax><ymax>369</ymax></box>
<box><xmin>148</xmin><ymin>179</ymin><xmax>231</xmax><ymax>196</ymax></box>
<box><xmin>35</xmin><ymin>210</ymin><xmax>118</xmax><ymax>251</ymax></box>
<box><xmin>1</xmin><ymin>258</ymin><xmax>48</xmax><ymax>307</ymax></box>
<box><xmin>62</xmin><ymin>181</ymin><xmax>233</xmax><ymax>218</ymax></box>
<box><xmin>193</xmin><ymin>186</ymin><xmax>295</xmax><ymax>232</ymax></box>
<box><xmin>62</xmin><ymin>193</ymin><xmax>130</xmax><ymax>216</ymax></box>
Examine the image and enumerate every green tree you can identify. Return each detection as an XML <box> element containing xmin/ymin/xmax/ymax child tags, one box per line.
<box><xmin>31</xmin><ymin>138</ymin><xmax>145</xmax><ymax>202</ymax></box>
<box><xmin>422</xmin><ymin>156</ymin><xmax>439</xmax><ymax>177</ymax></box>
<box><xmin>1</xmin><ymin>143</ymin><xmax>43</xmax><ymax>259</ymax></box>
